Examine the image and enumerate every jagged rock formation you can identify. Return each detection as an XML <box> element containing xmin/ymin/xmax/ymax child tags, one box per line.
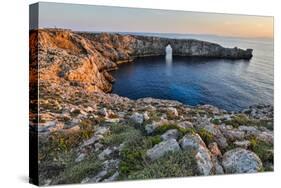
<box><xmin>29</xmin><ymin>29</ymin><xmax>273</xmax><ymax>186</ymax></box>
<box><xmin>30</xmin><ymin>29</ymin><xmax>253</xmax><ymax>94</ymax></box>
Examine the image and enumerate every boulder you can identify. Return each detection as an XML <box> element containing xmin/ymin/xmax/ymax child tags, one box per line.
<box><xmin>146</xmin><ymin>139</ymin><xmax>180</xmax><ymax>161</ymax></box>
<box><xmin>221</xmin><ymin>129</ymin><xmax>245</xmax><ymax>141</ymax></box>
<box><xmin>177</xmin><ymin>121</ymin><xmax>194</xmax><ymax>130</ymax></box>
<box><xmin>233</xmin><ymin>140</ymin><xmax>251</xmax><ymax>149</ymax></box>
<box><xmin>81</xmin><ymin>135</ymin><xmax>103</xmax><ymax>147</ymax></box>
<box><xmin>100</xmin><ymin>108</ymin><xmax>109</xmax><ymax>117</ymax></box>
<box><xmin>143</xmin><ymin>111</ymin><xmax>150</xmax><ymax>121</ymax></box>
<box><xmin>167</xmin><ymin>107</ymin><xmax>179</xmax><ymax>117</ymax></box>
<box><xmin>145</xmin><ymin>122</ymin><xmax>158</xmax><ymax>134</ymax></box>
<box><xmin>257</xmin><ymin>131</ymin><xmax>273</xmax><ymax>144</ymax></box>
<box><xmin>180</xmin><ymin>133</ymin><xmax>214</xmax><ymax>175</ymax></box>
<box><xmin>98</xmin><ymin>148</ymin><xmax>113</xmax><ymax>160</ymax></box>
<box><xmin>161</xmin><ymin>129</ymin><xmax>179</xmax><ymax>141</ymax></box>
<box><xmin>130</xmin><ymin>112</ymin><xmax>144</xmax><ymax>124</ymax></box>
<box><xmin>222</xmin><ymin>148</ymin><xmax>263</xmax><ymax>173</ymax></box>
<box><xmin>238</xmin><ymin>126</ymin><xmax>259</xmax><ymax>137</ymax></box>
<box><xmin>195</xmin><ymin>118</ymin><xmax>228</xmax><ymax>149</ymax></box>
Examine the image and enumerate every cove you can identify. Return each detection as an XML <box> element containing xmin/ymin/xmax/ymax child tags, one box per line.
<box><xmin>111</xmin><ymin>55</ymin><xmax>273</xmax><ymax>112</ymax></box>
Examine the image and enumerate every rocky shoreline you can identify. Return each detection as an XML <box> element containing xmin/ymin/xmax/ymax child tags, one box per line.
<box><xmin>29</xmin><ymin>29</ymin><xmax>273</xmax><ymax>185</ymax></box>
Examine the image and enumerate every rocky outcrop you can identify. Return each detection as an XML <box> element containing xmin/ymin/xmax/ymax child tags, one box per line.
<box><xmin>131</xmin><ymin>35</ymin><xmax>253</xmax><ymax>59</ymax></box>
<box><xmin>30</xmin><ymin>29</ymin><xmax>253</xmax><ymax>95</ymax></box>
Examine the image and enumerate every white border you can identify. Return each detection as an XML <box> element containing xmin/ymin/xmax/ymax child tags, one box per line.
<box><xmin>0</xmin><ymin>0</ymin><xmax>279</xmax><ymax>188</ymax></box>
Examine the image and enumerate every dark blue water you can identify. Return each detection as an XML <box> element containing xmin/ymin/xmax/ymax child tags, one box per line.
<box><xmin>111</xmin><ymin>35</ymin><xmax>273</xmax><ymax>111</ymax></box>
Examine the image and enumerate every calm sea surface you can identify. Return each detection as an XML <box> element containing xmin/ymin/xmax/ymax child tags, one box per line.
<box><xmin>111</xmin><ymin>34</ymin><xmax>273</xmax><ymax>111</ymax></box>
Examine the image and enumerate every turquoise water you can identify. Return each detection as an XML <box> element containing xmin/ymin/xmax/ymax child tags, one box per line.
<box><xmin>111</xmin><ymin>34</ymin><xmax>273</xmax><ymax>111</ymax></box>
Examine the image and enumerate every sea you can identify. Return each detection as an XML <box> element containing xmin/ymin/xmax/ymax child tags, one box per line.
<box><xmin>111</xmin><ymin>33</ymin><xmax>274</xmax><ymax>111</ymax></box>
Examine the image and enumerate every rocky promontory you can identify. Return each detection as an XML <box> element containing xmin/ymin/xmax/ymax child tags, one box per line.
<box><xmin>29</xmin><ymin>29</ymin><xmax>272</xmax><ymax>186</ymax></box>
<box><xmin>30</xmin><ymin>29</ymin><xmax>253</xmax><ymax>94</ymax></box>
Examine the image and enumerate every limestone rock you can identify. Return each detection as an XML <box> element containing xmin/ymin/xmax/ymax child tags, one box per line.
<box><xmin>177</xmin><ymin>121</ymin><xmax>193</xmax><ymax>130</ymax></box>
<box><xmin>146</xmin><ymin>139</ymin><xmax>180</xmax><ymax>161</ymax></box>
<box><xmin>180</xmin><ymin>133</ymin><xmax>214</xmax><ymax>175</ymax></box>
<box><xmin>98</xmin><ymin>148</ymin><xmax>113</xmax><ymax>160</ymax></box>
<box><xmin>257</xmin><ymin>131</ymin><xmax>273</xmax><ymax>144</ymax></box>
<box><xmin>145</xmin><ymin>122</ymin><xmax>158</xmax><ymax>134</ymax></box>
<box><xmin>130</xmin><ymin>112</ymin><xmax>144</xmax><ymax>124</ymax></box>
<box><xmin>161</xmin><ymin>129</ymin><xmax>179</xmax><ymax>141</ymax></box>
<box><xmin>167</xmin><ymin>107</ymin><xmax>179</xmax><ymax>117</ymax></box>
<box><xmin>222</xmin><ymin>148</ymin><xmax>263</xmax><ymax>173</ymax></box>
<box><xmin>234</xmin><ymin>140</ymin><xmax>251</xmax><ymax>148</ymax></box>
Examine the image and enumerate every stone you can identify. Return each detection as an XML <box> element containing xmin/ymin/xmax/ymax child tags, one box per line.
<box><xmin>161</xmin><ymin>129</ymin><xmax>179</xmax><ymax>141</ymax></box>
<box><xmin>49</xmin><ymin>122</ymin><xmax>64</xmax><ymax>132</ymax></box>
<box><xmin>105</xmin><ymin>118</ymin><xmax>120</xmax><ymax>123</ymax></box>
<box><xmin>180</xmin><ymin>133</ymin><xmax>213</xmax><ymax>175</ymax></box>
<box><xmin>82</xmin><ymin>135</ymin><xmax>103</xmax><ymax>147</ymax></box>
<box><xmin>195</xmin><ymin>118</ymin><xmax>228</xmax><ymax>149</ymax></box>
<box><xmin>257</xmin><ymin>131</ymin><xmax>273</xmax><ymax>144</ymax></box>
<box><xmin>221</xmin><ymin>129</ymin><xmax>245</xmax><ymax>141</ymax></box>
<box><xmin>208</xmin><ymin>142</ymin><xmax>222</xmax><ymax>157</ymax></box>
<box><xmin>64</xmin><ymin>125</ymin><xmax>80</xmax><ymax>133</ymax></box>
<box><xmin>177</xmin><ymin>121</ymin><xmax>193</xmax><ymax>129</ymax></box>
<box><xmin>82</xmin><ymin>170</ymin><xmax>108</xmax><ymax>183</ymax></box>
<box><xmin>233</xmin><ymin>140</ymin><xmax>251</xmax><ymax>148</ymax></box>
<box><xmin>85</xmin><ymin>106</ymin><xmax>94</xmax><ymax>112</ymax></box>
<box><xmin>146</xmin><ymin>139</ymin><xmax>180</xmax><ymax>161</ymax></box>
<box><xmin>75</xmin><ymin>153</ymin><xmax>86</xmax><ymax>163</ymax></box>
<box><xmin>145</xmin><ymin>122</ymin><xmax>158</xmax><ymax>134</ymax></box>
<box><xmin>130</xmin><ymin>112</ymin><xmax>144</xmax><ymax>124</ymax></box>
<box><xmin>100</xmin><ymin>108</ymin><xmax>109</xmax><ymax>117</ymax></box>
<box><xmin>167</xmin><ymin>107</ymin><xmax>179</xmax><ymax>117</ymax></box>
<box><xmin>95</xmin><ymin>127</ymin><xmax>109</xmax><ymax>135</ymax></box>
<box><xmin>98</xmin><ymin>148</ymin><xmax>113</xmax><ymax>160</ymax></box>
<box><xmin>238</xmin><ymin>126</ymin><xmax>259</xmax><ymax>137</ymax></box>
<box><xmin>212</xmin><ymin>157</ymin><xmax>224</xmax><ymax>174</ymax></box>
<box><xmin>103</xmin><ymin>171</ymin><xmax>119</xmax><ymax>182</ymax></box>
<box><xmin>94</xmin><ymin>143</ymin><xmax>103</xmax><ymax>151</ymax></box>
<box><xmin>143</xmin><ymin>111</ymin><xmax>150</xmax><ymax>121</ymax></box>
<box><xmin>222</xmin><ymin>148</ymin><xmax>263</xmax><ymax>173</ymax></box>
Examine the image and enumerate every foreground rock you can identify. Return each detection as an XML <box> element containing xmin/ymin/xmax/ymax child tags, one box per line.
<box><xmin>180</xmin><ymin>133</ymin><xmax>214</xmax><ymax>175</ymax></box>
<box><xmin>222</xmin><ymin>148</ymin><xmax>263</xmax><ymax>173</ymax></box>
<box><xmin>146</xmin><ymin>139</ymin><xmax>181</xmax><ymax>161</ymax></box>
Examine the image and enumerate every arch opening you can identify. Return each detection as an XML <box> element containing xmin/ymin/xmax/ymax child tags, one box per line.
<box><xmin>165</xmin><ymin>44</ymin><xmax>173</xmax><ymax>56</ymax></box>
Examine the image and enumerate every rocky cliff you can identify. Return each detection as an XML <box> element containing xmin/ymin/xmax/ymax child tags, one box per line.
<box><xmin>29</xmin><ymin>29</ymin><xmax>273</xmax><ymax>186</ymax></box>
<box><xmin>30</xmin><ymin>29</ymin><xmax>253</xmax><ymax>94</ymax></box>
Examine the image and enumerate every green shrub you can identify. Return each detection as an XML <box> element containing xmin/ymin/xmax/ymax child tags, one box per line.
<box><xmin>153</xmin><ymin>124</ymin><xmax>195</xmax><ymax>138</ymax></box>
<box><xmin>250</xmin><ymin>137</ymin><xmax>273</xmax><ymax>167</ymax></box>
<box><xmin>127</xmin><ymin>151</ymin><xmax>198</xmax><ymax>180</ymax></box>
<box><xmin>224</xmin><ymin>114</ymin><xmax>250</xmax><ymax>128</ymax></box>
<box><xmin>102</xmin><ymin>124</ymin><xmax>142</xmax><ymax>146</ymax></box>
<box><xmin>55</xmin><ymin>154</ymin><xmax>102</xmax><ymax>184</ymax></box>
<box><xmin>153</xmin><ymin>124</ymin><xmax>179</xmax><ymax>135</ymax></box>
<box><xmin>197</xmin><ymin>128</ymin><xmax>214</xmax><ymax>144</ymax></box>
<box><xmin>211</xmin><ymin>118</ymin><xmax>220</xmax><ymax>125</ymax></box>
<box><xmin>119</xmin><ymin>136</ymin><xmax>148</xmax><ymax>176</ymax></box>
<box><xmin>146</xmin><ymin>135</ymin><xmax>162</xmax><ymax>146</ymax></box>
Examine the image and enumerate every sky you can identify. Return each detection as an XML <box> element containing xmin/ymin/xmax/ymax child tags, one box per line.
<box><xmin>35</xmin><ymin>2</ymin><xmax>274</xmax><ymax>39</ymax></box>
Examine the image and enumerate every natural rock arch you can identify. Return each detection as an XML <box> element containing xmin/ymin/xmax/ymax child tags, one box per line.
<box><xmin>165</xmin><ymin>44</ymin><xmax>173</xmax><ymax>55</ymax></box>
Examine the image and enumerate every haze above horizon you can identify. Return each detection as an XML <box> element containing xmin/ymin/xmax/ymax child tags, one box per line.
<box><xmin>35</xmin><ymin>2</ymin><xmax>274</xmax><ymax>39</ymax></box>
